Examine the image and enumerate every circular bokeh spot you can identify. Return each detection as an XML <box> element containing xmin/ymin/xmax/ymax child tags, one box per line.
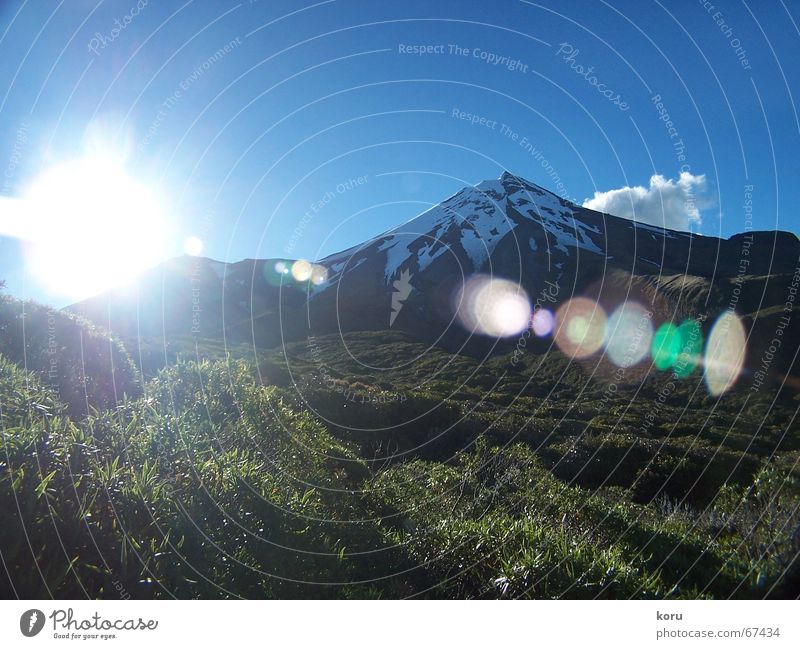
<box><xmin>310</xmin><ymin>264</ymin><xmax>328</xmax><ymax>286</ymax></box>
<box><xmin>605</xmin><ymin>302</ymin><xmax>653</xmax><ymax>367</ymax></box>
<box><xmin>673</xmin><ymin>318</ymin><xmax>704</xmax><ymax>379</ymax></box>
<box><xmin>705</xmin><ymin>311</ymin><xmax>746</xmax><ymax>396</ymax></box>
<box><xmin>264</xmin><ymin>260</ymin><xmax>292</xmax><ymax>286</ymax></box>
<box><xmin>532</xmin><ymin>307</ymin><xmax>555</xmax><ymax>337</ymax></box>
<box><xmin>291</xmin><ymin>259</ymin><xmax>312</xmax><ymax>282</ymax></box>
<box><xmin>456</xmin><ymin>275</ymin><xmax>531</xmax><ymax>338</ymax></box>
<box><xmin>554</xmin><ymin>298</ymin><xmax>607</xmax><ymax>358</ymax></box>
<box><xmin>651</xmin><ymin>322</ymin><xmax>682</xmax><ymax>371</ymax></box>
<box><xmin>184</xmin><ymin>236</ymin><xmax>203</xmax><ymax>256</ymax></box>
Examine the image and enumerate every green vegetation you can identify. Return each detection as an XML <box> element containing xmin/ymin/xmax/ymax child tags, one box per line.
<box><xmin>0</xmin><ymin>299</ymin><xmax>798</xmax><ymax>598</ymax></box>
<box><xmin>0</xmin><ymin>296</ymin><xmax>139</xmax><ymax>417</ymax></box>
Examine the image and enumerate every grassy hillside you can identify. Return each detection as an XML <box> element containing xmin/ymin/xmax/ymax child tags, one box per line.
<box><xmin>1</xmin><ymin>313</ymin><xmax>798</xmax><ymax>598</ymax></box>
<box><xmin>0</xmin><ymin>295</ymin><xmax>140</xmax><ymax>417</ymax></box>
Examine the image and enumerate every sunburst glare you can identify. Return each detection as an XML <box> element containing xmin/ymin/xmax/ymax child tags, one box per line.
<box><xmin>17</xmin><ymin>155</ymin><xmax>166</xmax><ymax>300</ymax></box>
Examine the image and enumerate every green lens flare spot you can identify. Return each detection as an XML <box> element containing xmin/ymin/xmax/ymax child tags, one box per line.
<box><xmin>652</xmin><ymin>323</ymin><xmax>681</xmax><ymax>370</ymax></box>
<box><xmin>263</xmin><ymin>260</ymin><xmax>292</xmax><ymax>287</ymax></box>
<box><xmin>673</xmin><ymin>319</ymin><xmax>703</xmax><ymax>378</ymax></box>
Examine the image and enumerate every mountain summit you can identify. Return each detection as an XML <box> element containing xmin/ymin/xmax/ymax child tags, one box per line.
<box><xmin>321</xmin><ymin>170</ymin><xmax>604</xmax><ymax>285</ymax></box>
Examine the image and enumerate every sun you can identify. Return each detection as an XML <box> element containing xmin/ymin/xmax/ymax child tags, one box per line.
<box><xmin>20</xmin><ymin>156</ymin><xmax>167</xmax><ymax>301</ymax></box>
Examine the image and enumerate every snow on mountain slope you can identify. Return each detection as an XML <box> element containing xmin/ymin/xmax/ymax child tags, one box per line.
<box><xmin>377</xmin><ymin>178</ymin><xmax>518</xmax><ymax>278</ymax></box>
<box><xmin>322</xmin><ymin>171</ymin><xmax>611</xmax><ymax>285</ymax></box>
<box><xmin>503</xmin><ymin>176</ymin><xmax>604</xmax><ymax>255</ymax></box>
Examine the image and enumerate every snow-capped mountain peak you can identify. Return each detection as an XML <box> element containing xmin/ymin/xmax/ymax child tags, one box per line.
<box><xmin>322</xmin><ymin>172</ymin><xmax>607</xmax><ymax>285</ymax></box>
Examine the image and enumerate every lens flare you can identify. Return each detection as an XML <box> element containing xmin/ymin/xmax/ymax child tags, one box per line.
<box><xmin>17</xmin><ymin>155</ymin><xmax>166</xmax><ymax>299</ymax></box>
<box><xmin>310</xmin><ymin>264</ymin><xmax>328</xmax><ymax>286</ymax></box>
<box><xmin>456</xmin><ymin>275</ymin><xmax>531</xmax><ymax>337</ymax></box>
<box><xmin>605</xmin><ymin>303</ymin><xmax>653</xmax><ymax>367</ymax></box>
<box><xmin>651</xmin><ymin>319</ymin><xmax>706</xmax><ymax>376</ymax></box>
<box><xmin>263</xmin><ymin>260</ymin><xmax>292</xmax><ymax>286</ymax></box>
<box><xmin>554</xmin><ymin>298</ymin><xmax>607</xmax><ymax>358</ymax></box>
<box><xmin>704</xmin><ymin>311</ymin><xmax>746</xmax><ymax>396</ymax></box>
<box><xmin>532</xmin><ymin>308</ymin><xmax>555</xmax><ymax>337</ymax></box>
<box><xmin>291</xmin><ymin>259</ymin><xmax>312</xmax><ymax>282</ymax></box>
<box><xmin>652</xmin><ymin>323</ymin><xmax>682</xmax><ymax>370</ymax></box>
<box><xmin>673</xmin><ymin>318</ymin><xmax>703</xmax><ymax>378</ymax></box>
<box><xmin>184</xmin><ymin>236</ymin><xmax>203</xmax><ymax>256</ymax></box>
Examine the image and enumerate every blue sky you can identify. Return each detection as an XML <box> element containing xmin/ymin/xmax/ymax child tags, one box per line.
<box><xmin>0</xmin><ymin>0</ymin><xmax>798</xmax><ymax>305</ymax></box>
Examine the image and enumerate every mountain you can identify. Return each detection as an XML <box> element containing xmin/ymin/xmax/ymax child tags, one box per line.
<box><xmin>70</xmin><ymin>172</ymin><xmax>800</xmax><ymax>381</ymax></box>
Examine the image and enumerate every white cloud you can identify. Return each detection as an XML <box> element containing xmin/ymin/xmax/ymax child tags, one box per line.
<box><xmin>582</xmin><ymin>172</ymin><xmax>713</xmax><ymax>232</ymax></box>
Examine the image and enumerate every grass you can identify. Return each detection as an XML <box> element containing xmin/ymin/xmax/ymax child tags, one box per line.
<box><xmin>0</xmin><ymin>308</ymin><xmax>798</xmax><ymax>598</ymax></box>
